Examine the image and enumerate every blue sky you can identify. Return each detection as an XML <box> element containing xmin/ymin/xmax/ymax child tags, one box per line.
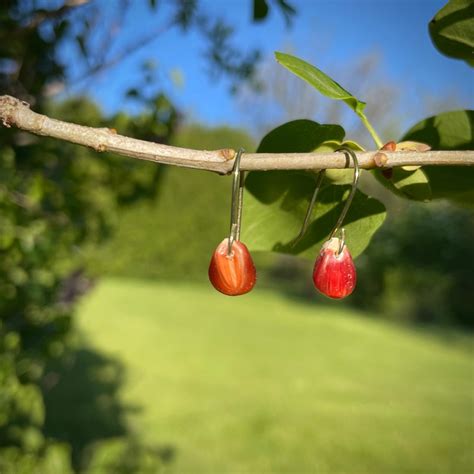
<box><xmin>65</xmin><ymin>0</ymin><xmax>473</xmax><ymax>138</ymax></box>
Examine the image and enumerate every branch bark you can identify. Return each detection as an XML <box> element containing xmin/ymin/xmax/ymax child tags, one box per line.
<box><xmin>1</xmin><ymin>95</ymin><xmax>473</xmax><ymax>174</ymax></box>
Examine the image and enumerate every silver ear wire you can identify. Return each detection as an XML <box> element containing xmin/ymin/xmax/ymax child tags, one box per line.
<box><xmin>291</xmin><ymin>169</ymin><xmax>325</xmax><ymax>248</ymax></box>
<box><xmin>228</xmin><ymin>148</ymin><xmax>245</xmax><ymax>255</ymax></box>
<box><xmin>330</xmin><ymin>147</ymin><xmax>360</xmax><ymax>254</ymax></box>
<box><xmin>291</xmin><ymin>146</ymin><xmax>360</xmax><ymax>254</ymax></box>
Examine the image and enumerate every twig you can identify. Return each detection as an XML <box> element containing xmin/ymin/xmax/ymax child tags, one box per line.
<box><xmin>1</xmin><ymin>95</ymin><xmax>473</xmax><ymax>174</ymax></box>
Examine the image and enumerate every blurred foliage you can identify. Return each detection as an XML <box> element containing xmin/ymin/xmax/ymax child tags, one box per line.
<box><xmin>352</xmin><ymin>202</ymin><xmax>474</xmax><ymax>328</ymax></box>
<box><xmin>83</xmin><ymin>123</ymin><xmax>256</xmax><ymax>280</ymax></box>
<box><xmin>0</xmin><ymin>95</ymin><xmax>174</xmax><ymax>470</ymax></box>
<box><xmin>83</xmin><ymin>166</ymin><xmax>229</xmax><ymax>280</ymax></box>
<box><xmin>253</xmin><ymin>0</ymin><xmax>296</xmax><ymax>24</ymax></box>
<box><xmin>172</xmin><ymin>123</ymin><xmax>256</xmax><ymax>151</ymax></box>
<box><xmin>0</xmin><ymin>1</ymin><xmax>178</xmax><ymax>471</ymax></box>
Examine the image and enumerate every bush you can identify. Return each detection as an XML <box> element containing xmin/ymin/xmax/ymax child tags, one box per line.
<box><xmin>352</xmin><ymin>201</ymin><xmax>474</xmax><ymax>328</ymax></box>
<box><xmin>0</xmin><ymin>95</ymin><xmax>177</xmax><ymax>471</ymax></box>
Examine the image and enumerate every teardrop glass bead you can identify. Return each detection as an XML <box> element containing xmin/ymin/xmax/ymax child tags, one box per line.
<box><xmin>209</xmin><ymin>238</ymin><xmax>256</xmax><ymax>296</ymax></box>
<box><xmin>313</xmin><ymin>237</ymin><xmax>357</xmax><ymax>299</ymax></box>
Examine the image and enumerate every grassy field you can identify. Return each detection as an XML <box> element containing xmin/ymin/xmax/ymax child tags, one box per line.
<box><xmin>66</xmin><ymin>278</ymin><xmax>472</xmax><ymax>473</ymax></box>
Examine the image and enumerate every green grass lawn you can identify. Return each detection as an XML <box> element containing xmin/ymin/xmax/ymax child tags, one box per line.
<box><xmin>71</xmin><ymin>278</ymin><xmax>473</xmax><ymax>473</ymax></box>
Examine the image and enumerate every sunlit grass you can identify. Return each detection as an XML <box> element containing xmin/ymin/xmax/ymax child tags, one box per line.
<box><xmin>77</xmin><ymin>278</ymin><xmax>473</xmax><ymax>473</ymax></box>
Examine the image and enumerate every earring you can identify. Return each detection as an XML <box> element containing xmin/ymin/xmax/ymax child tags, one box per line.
<box><xmin>293</xmin><ymin>147</ymin><xmax>360</xmax><ymax>299</ymax></box>
<box><xmin>314</xmin><ymin>148</ymin><xmax>360</xmax><ymax>299</ymax></box>
<box><xmin>208</xmin><ymin>149</ymin><xmax>256</xmax><ymax>296</ymax></box>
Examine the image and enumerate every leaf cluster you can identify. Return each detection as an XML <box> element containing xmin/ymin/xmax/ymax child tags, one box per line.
<box><xmin>244</xmin><ymin>0</ymin><xmax>473</xmax><ymax>260</ymax></box>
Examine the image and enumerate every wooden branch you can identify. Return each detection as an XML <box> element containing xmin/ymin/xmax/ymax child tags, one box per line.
<box><xmin>1</xmin><ymin>95</ymin><xmax>473</xmax><ymax>174</ymax></box>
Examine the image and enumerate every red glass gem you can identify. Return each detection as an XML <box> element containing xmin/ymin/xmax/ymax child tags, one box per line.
<box><xmin>313</xmin><ymin>237</ymin><xmax>357</xmax><ymax>299</ymax></box>
<box><xmin>208</xmin><ymin>238</ymin><xmax>256</xmax><ymax>296</ymax></box>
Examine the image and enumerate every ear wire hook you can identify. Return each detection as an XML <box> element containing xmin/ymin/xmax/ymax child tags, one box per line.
<box><xmin>291</xmin><ymin>146</ymin><xmax>360</xmax><ymax>253</ymax></box>
<box><xmin>291</xmin><ymin>169</ymin><xmax>325</xmax><ymax>247</ymax></box>
<box><xmin>228</xmin><ymin>148</ymin><xmax>245</xmax><ymax>255</ymax></box>
<box><xmin>330</xmin><ymin>147</ymin><xmax>360</xmax><ymax>254</ymax></box>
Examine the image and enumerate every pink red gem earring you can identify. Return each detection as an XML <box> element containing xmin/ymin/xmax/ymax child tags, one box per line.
<box><xmin>293</xmin><ymin>147</ymin><xmax>360</xmax><ymax>299</ymax></box>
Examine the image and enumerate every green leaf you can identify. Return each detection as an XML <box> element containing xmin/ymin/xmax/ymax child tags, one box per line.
<box><xmin>402</xmin><ymin>110</ymin><xmax>474</xmax><ymax>207</ymax></box>
<box><xmin>275</xmin><ymin>52</ymin><xmax>367</xmax><ymax>114</ymax></box>
<box><xmin>374</xmin><ymin>167</ymin><xmax>432</xmax><ymax>201</ymax></box>
<box><xmin>341</xmin><ymin>140</ymin><xmax>365</xmax><ymax>151</ymax></box>
<box><xmin>257</xmin><ymin>119</ymin><xmax>345</xmax><ymax>153</ymax></box>
<box><xmin>243</xmin><ymin>177</ymin><xmax>386</xmax><ymax>259</ymax></box>
<box><xmin>244</xmin><ymin>120</ymin><xmax>386</xmax><ymax>259</ymax></box>
<box><xmin>429</xmin><ymin>0</ymin><xmax>474</xmax><ymax>66</ymax></box>
<box><xmin>313</xmin><ymin>141</ymin><xmax>365</xmax><ymax>185</ymax></box>
<box><xmin>388</xmin><ymin>168</ymin><xmax>432</xmax><ymax>201</ymax></box>
<box><xmin>253</xmin><ymin>0</ymin><xmax>269</xmax><ymax>21</ymax></box>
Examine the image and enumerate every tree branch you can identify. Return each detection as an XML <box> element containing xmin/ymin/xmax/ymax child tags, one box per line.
<box><xmin>1</xmin><ymin>95</ymin><xmax>473</xmax><ymax>174</ymax></box>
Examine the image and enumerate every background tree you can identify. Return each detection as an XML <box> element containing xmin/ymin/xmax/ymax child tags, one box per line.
<box><xmin>0</xmin><ymin>1</ymin><xmax>294</xmax><ymax>471</ymax></box>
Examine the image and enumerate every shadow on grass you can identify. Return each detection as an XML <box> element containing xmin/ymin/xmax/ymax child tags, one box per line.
<box><xmin>42</xmin><ymin>345</ymin><xmax>176</xmax><ymax>473</ymax></box>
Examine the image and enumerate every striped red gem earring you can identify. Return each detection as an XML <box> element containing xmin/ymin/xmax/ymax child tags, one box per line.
<box><xmin>208</xmin><ymin>149</ymin><xmax>256</xmax><ymax>296</ymax></box>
